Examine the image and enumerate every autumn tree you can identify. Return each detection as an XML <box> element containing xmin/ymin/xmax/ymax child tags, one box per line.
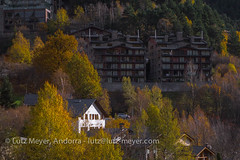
<box><xmin>51</xmin><ymin>68</ymin><xmax>74</xmax><ymax>99</ymax></box>
<box><xmin>32</xmin><ymin>36</ymin><xmax>44</xmax><ymax>59</ymax></box>
<box><xmin>86</xmin><ymin>129</ymin><xmax>123</xmax><ymax>160</ymax></box>
<box><xmin>179</xmin><ymin>106</ymin><xmax>215</xmax><ymax>145</ymax></box>
<box><xmin>97</xmin><ymin>89</ymin><xmax>111</xmax><ymax>115</ymax></box>
<box><xmin>33</xmin><ymin>30</ymin><xmax>78</xmax><ymax>73</ymax></box>
<box><xmin>66</xmin><ymin>53</ymin><xmax>102</xmax><ymax>98</ymax></box>
<box><xmin>106</xmin><ymin>117</ymin><xmax>130</xmax><ymax>129</ymax></box>
<box><xmin>146</xmin><ymin>99</ymin><xmax>192</xmax><ymax>160</ymax></box>
<box><xmin>8</xmin><ymin>31</ymin><xmax>31</xmax><ymax>64</ymax></box>
<box><xmin>122</xmin><ymin>77</ymin><xmax>137</xmax><ymax>117</ymax></box>
<box><xmin>23</xmin><ymin>82</ymin><xmax>87</xmax><ymax>159</ymax></box>
<box><xmin>56</xmin><ymin>8</ymin><xmax>69</xmax><ymax>29</ymax></box>
<box><xmin>73</xmin><ymin>5</ymin><xmax>89</xmax><ymax>24</ymax></box>
<box><xmin>220</xmin><ymin>31</ymin><xmax>229</xmax><ymax>57</ymax></box>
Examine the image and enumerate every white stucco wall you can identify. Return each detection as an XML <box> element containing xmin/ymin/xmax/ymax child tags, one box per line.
<box><xmin>78</xmin><ymin>104</ymin><xmax>105</xmax><ymax>133</ymax></box>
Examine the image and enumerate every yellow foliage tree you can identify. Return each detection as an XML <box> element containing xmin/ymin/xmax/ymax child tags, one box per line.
<box><xmin>106</xmin><ymin>117</ymin><xmax>130</xmax><ymax>129</ymax></box>
<box><xmin>23</xmin><ymin>82</ymin><xmax>87</xmax><ymax>159</ymax></box>
<box><xmin>86</xmin><ymin>129</ymin><xmax>123</xmax><ymax>160</ymax></box>
<box><xmin>185</xmin><ymin>16</ymin><xmax>192</xmax><ymax>26</ymax></box>
<box><xmin>33</xmin><ymin>30</ymin><xmax>78</xmax><ymax>73</ymax></box>
<box><xmin>97</xmin><ymin>89</ymin><xmax>111</xmax><ymax>115</ymax></box>
<box><xmin>8</xmin><ymin>31</ymin><xmax>31</xmax><ymax>64</ymax></box>
<box><xmin>236</xmin><ymin>31</ymin><xmax>240</xmax><ymax>42</ymax></box>
<box><xmin>228</xmin><ymin>63</ymin><xmax>237</xmax><ymax>74</ymax></box>
<box><xmin>66</xmin><ymin>53</ymin><xmax>103</xmax><ymax>98</ymax></box>
<box><xmin>32</xmin><ymin>36</ymin><xmax>44</xmax><ymax>58</ymax></box>
<box><xmin>74</xmin><ymin>6</ymin><xmax>84</xmax><ymax>20</ymax></box>
<box><xmin>220</xmin><ymin>31</ymin><xmax>229</xmax><ymax>57</ymax></box>
<box><xmin>56</xmin><ymin>8</ymin><xmax>69</xmax><ymax>29</ymax></box>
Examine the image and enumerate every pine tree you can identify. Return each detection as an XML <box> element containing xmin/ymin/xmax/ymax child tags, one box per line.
<box><xmin>0</xmin><ymin>77</ymin><xmax>15</xmax><ymax>108</ymax></box>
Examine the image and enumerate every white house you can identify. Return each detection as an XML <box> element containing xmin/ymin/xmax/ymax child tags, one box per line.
<box><xmin>68</xmin><ymin>99</ymin><xmax>108</xmax><ymax>133</ymax></box>
<box><xmin>24</xmin><ymin>94</ymin><xmax>108</xmax><ymax>133</ymax></box>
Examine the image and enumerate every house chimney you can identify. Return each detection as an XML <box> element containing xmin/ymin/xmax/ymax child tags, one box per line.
<box><xmin>201</xmin><ymin>31</ymin><xmax>203</xmax><ymax>40</ymax></box>
<box><xmin>99</xmin><ymin>34</ymin><xmax>103</xmax><ymax>41</ymax></box>
<box><xmin>137</xmin><ymin>30</ymin><xmax>140</xmax><ymax>39</ymax></box>
<box><xmin>112</xmin><ymin>31</ymin><xmax>118</xmax><ymax>40</ymax></box>
<box><xmin>176</xmin><ymin>32</ymin><xmax>183</xmax><ymax>41</ymax></box>
<box><xmin>164</xmin><ymin>34</ymin><xmax>168</xmax><ymax>42</ymax></box>
<box><xmin>89</xmin><ymin>28</ymin><xmax>91</xmax><ymax>42</ymax></box>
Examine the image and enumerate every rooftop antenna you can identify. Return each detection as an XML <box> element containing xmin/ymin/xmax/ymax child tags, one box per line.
<box><xmin>89</xmin><ymin>28</ymin><xmax>91</xmax><ymax>42</ymax></box>
<box><xmin>201</xmin><ymin>31</ymin><xmax>203</xmax><ymax>40</ymax></box>
<box><xmin>155</xmin><ymin>30</ymin><xmax>157</xmax><ymax>39</ymax></box>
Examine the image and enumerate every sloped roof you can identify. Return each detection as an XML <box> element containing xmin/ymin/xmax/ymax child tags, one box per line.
<box><xmin>24</xmin><ymin>94</ymin><xmax>108</xmax><ymax>118</ymax></box>
<box><xmin>179</xmin><ymin>133</ymin><xmax>195</xmax><ymax>143</ymax></box>
<box><xmin>192</xmin><ymin>146</ymin><xmax>215</xmax><ymax>156</ymax></box>
<box><xmin>24</xmin><ymin>93</ymin><xmax>38</xmax><ymax>106</ymax></box>
<box><xmin>67</xmin><ymin>99</ymin><xmax>96</xmax><ymax>117</ymax></box>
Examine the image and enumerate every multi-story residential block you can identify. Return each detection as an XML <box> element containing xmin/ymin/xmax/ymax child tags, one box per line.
<box><xmin>148</xmin><ymin>32</ymin><xmax>212</xmax><ymax>82</ymax></box>
<box><xmin>0</xmin><ymin>0</ymin><xmax>53</xmax><ymax>35</ymax></box>
<box><xmin>73</xmin><ymin>25</ymin><xmax>146</xmax><ymax>83</ymax></box>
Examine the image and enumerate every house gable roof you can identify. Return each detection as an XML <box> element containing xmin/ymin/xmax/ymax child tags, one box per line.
<box><xmin>68</xmin><ymin>99</ymin><xmax>96</xmax><ymax>117</ymax></box>
<box><xmin>192</xmin><ymin>146</ymin><xmax>215</xmax><ymax>157</ymax></box>
<box><xmin>179</xmin><ymin>133</ymin><xmax>195</xmax><ymax>143</ymax></box>
<box><xmin>24</xmin><ymin>94</ymin><xmax>108</xmax><ymax>118</ymax></box>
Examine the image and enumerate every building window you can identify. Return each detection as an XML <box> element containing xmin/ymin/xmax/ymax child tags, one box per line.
<box><xmin>95</xmin><ymin>114</ymin><xmax>99</xmax><ymax>120</ymax></box>
<box><xmin>180</xmin><ymin>64</ymin><xmax>184</xmax><ymax>69</ymax></box>
<box><xmin>106</xmin><ymin>56</ymin><xmax>112</xmax><ymax>62</ymax></box>
<box><xmin>201</xmin><ymin>51</ymin><xmax>210</xmax><ymax>56</ymax></box>
<box><xmin>193</xmin><ymin>50</ymin><xmax>198</xmax><ymax>56</ymax></box>
<box><xmin>135</xmin><ymin>64</ymin><xmax>144</xmax><ymax>69</ymax></box>
<box><xmin>113</xmin><ymin>71</ymin><xmax>118</xmax><ymax>76</ymax></box>
<box><xmin>162</xmin><ymin>64</ymin><xmax>170</xmax><ymax>69</ymax></box>
<box><xmin>180</xmin><ymin>57</ymin><xmax>184</xmax><ymax>62</ymax></box>
<box><xmin>85</xmin><ymin>114</ymin><xmax>88</xmax><ymax>120</ymax></box>
<box><xmin>162</xmin><ymin>57</ymin><xmax>170</xmax><ymax>62</ymax></box>
<box><xmin>187</xmin><ymin>50</ymin><xmax>193</xmax><ymax>56</ymax></box>
<box><xmin>108</xmin><ymin>78</ymin><xmax>112</xmax><ymax>83</ymax></box>
<box><xmin>129</xmin><ymin>50</ymin><xmax>132</xmax><ymax>55</ymax></box>
<box><xmin>173</xmin><ymin>64</ymin><xmax>179</xmax><ymax>69</ymax></box>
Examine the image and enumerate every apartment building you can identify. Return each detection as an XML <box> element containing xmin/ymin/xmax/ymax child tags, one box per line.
<box><xmin>0</xmin><ymin>0</ymin><xmax>54</xmax><ymax>35</ymax></box>
<box><xmin>73</xmin><ymin>25</ymin><xmax>146</xmax><ymax>83</ymax></box>
<box><xmin>148</xmin><ymin>32</ymin><xmax>212</xmax><ymax>82</ymax></box>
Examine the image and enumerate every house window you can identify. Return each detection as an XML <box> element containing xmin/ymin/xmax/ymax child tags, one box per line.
<box><xmin>85</xmin><ymin>114</ymin><xmax>88</xmax><ymax>120</ymax></box>
<box><xmin>95</xmin><ymin>114</ymin><xmax>99</xmax><ymax>120</ymax></box>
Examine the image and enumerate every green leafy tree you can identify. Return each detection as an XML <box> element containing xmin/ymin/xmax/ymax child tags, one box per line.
<box><xmin>8</xmin><ymin>31</ymin><xmax>31</xmax><ymax>64</ymax></box>
<box><xmin>146</xmin><ymin>99</ymin><xmax>192</xmax><ymax>160</ymax></box>
<box><xmin>23</xmin><ymin>82</ymin><xmax>87</xmax><ymax>159</ymax></box>
<box><xmin>0</xmin><ymin>77</ymin><xmax>15</xmax><ymax>108</ymax></box>
<box><xmin>66</xmin><ymin>53</ymin><xmax>103</xmax><ymax>98</ymax></box>
<box><xmin>122</xmin><ymin>77</ymin><xmax>137</xmax><ymax>117</ymax></box>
